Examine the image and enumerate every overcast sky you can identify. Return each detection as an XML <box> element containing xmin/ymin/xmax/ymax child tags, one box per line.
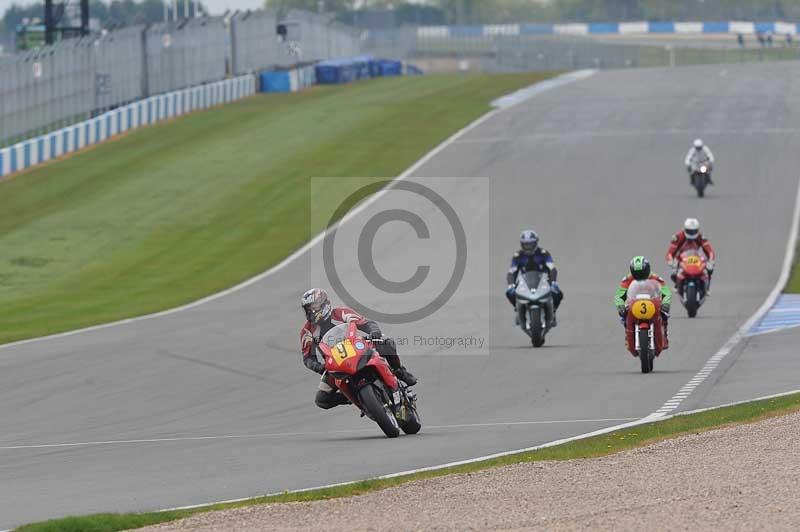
<box><xmin>200</xmin><ymin>0</ymin><xmax>267</xmax><ymax>14</ymax></box>
<box><xmin>1</xmin><ymin>0</ymin><xmax>271</xmax><ymax>19</ymax></box>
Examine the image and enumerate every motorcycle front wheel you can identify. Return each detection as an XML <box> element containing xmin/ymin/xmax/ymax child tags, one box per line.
<box><xmin>530</xmin><ymin>306</ymin><xmax>546</xmax><ymax>347</ymax></box>
<box><xmin>358</xmin><ymin>384</ymin><xmax>400</xmax><ymax>438</ymax></box>
<box><xmin>685</xmin><ymin>283</ymin><xmax>698</xmax><ymax>318</ymax></box>
<box><xmin>638</xmin><ymin>328</ymin><xmax>653</xmax><ymax>374</ymax></box>
<box><xmin>693</xmin><ymin>174</ymin><xmax>706</xmax><ymax>198</ymax></box>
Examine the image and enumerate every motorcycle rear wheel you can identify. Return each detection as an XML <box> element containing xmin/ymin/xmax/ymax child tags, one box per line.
<box><xmin>358</xmin><ymin>384</ymin><xmax>400</xmax><ymax>438</ymax></box>
<box><xmin>398</xmin><ymin>401</ymin><xmax>422</xmax><ymax>435</ymax></box>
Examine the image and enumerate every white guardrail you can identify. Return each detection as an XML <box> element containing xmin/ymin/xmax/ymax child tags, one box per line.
<box><xmin>0</xmin><ymin>74</ymin><xmax>257</xmax><ymax>179</ymax></box>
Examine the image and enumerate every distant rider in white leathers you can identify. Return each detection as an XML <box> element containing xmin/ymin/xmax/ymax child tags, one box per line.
<box><xmin>685</xmin><ymin>138</ymin><xmax>715</xmax><ymax>184</ymax></box>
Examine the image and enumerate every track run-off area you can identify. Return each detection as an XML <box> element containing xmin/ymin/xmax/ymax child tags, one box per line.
<box><xmin>2</xmin><ymin>62</ymin><xmax>800</xmax><ymax>527</ymax></box>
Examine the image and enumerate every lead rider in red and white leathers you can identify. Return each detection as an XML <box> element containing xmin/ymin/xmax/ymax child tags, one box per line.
<box><xmin>685</xmin><ymin>138</ymin><xmax>715</xmax><ymax>185</ymax></box>
<box><xmin>666</xmin><ymin>218</ymin><xmax>717</xmax><ymax>294</ymax></box>
<box><xmin>300</xmin><ymin>288</ymin><xmax>417</xmax><ymax>410</ymax></box>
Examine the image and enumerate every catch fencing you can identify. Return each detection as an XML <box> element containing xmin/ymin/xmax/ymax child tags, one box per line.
<box><xmin>489</xmin><ymin>35</ymin><xmax>800</xmax><ymax>72</ymax></box>
<box><xmin>281</xmin><ymin>10</ymin><xmax>361</xmax><ymax>63</ymax></box>
<box><xmin>144</xmin><ymin>18</ymin><xmax>228</xmax><ymax>96</ymax></box>
<box><xmin>0</xmin><ymin>75</ymin><xmax>255</xmax><ymax>178</ymax></box>
<box><xmin>363</xmin><ymin>22</ymin><xmax>800</xmax><ymax>73</ymax></box>
<box><xmin>0</xmin><ymin>9</ymin><xmax>362</xmax><ymax>147</ymax></box>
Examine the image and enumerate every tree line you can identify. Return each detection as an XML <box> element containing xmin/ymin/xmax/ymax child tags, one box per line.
<box><xmin>267</xmin><ymin>0</ymin><xmax>800</xmax><ymax>25</ymax></box>
<box><xmin>2</xmin><ymin>0</ymin><xmax>206</xmax><ymax>39</ymax></box>
<box><xmin>6</xmin><ymin>0</ymin><xmax>800</xmax><ymax>43</ymax></box>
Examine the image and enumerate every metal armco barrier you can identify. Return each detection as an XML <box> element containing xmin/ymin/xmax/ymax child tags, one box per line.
<box><xmin>0</xmin><ymin>75</ymin><xmax>256</xmax><ymax>179</ymax></box>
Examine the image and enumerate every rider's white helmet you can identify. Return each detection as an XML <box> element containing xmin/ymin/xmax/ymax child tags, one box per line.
<box><xmin>684</xmin><ymin>218</ymin><xmax>700</xmax><ymax>240</ymax></box>
<box><xmin>693</xmin><ymin>138</ymin><xmax>704</xmax><ymax>150</ymax></box>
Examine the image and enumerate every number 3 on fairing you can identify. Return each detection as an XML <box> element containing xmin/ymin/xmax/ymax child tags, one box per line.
<box><xmin>631</xmin><ymin>299</ymin><xmax>656</xmax><ymax>320</ymax></box>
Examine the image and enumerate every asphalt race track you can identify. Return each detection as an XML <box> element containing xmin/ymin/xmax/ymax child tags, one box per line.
<box><xmin>2</xmin><ymin>62</ymin><xmax>800</xmax><ymax>527</ymax></box>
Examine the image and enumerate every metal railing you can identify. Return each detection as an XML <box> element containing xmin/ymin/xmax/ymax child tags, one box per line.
<box><xmin>362</xmin><ymin>27</ymin><xmax>800</xmax><ymax>73</ymax></box>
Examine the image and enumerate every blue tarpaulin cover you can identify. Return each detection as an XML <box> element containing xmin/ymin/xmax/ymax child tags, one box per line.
<box><xmin>260</xmin><ymin>71</ymin><xmax>291</xmax><ymax>92</ymax></box>
<box><xmin>315</xmin><ymin>56</ymin><xmax>409</xmax><ymax>84</ymax></box>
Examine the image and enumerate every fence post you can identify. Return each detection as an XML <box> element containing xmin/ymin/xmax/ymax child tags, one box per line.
<box><xmin>665</xmin><ymin>45</ymin><xmax>675</xmax><ymax>67</ymax></box>
<box><xmin>230</xmin><ymin>16</ymin><xmax>238</xmax><ymax>76</ymax></box>
<box><xmin>141</xmin><ymin>26</ymin><xmax>150</xmax><ymax>98</ymax></box>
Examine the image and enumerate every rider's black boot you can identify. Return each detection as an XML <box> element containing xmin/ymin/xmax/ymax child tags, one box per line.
<box><xmin>394</xmin><ymin>366</ymin><xmax>418</xmax><ymax>387</ymax></box>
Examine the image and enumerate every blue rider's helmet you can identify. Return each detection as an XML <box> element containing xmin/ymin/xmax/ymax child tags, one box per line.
<box><xmin>520</xmin><ymin>230</ymin><xmax>539</xmax><ymax>254</ymax></box>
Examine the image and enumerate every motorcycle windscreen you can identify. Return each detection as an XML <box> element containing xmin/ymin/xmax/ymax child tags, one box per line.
<box><xmin>320</xmin><ymin>323</ymin><xmax>351</xmax><ymax>348</ymax></box>
<box><xmin>626</xmin><ymin>279</ymin><xmax>662</xmax><ymax>303</ymax></box>
<box><xmin>678</xmin><ymin>241</ymin><xmax>709</xmax><ymax>259</ymax></box>
<box><xmin>515</xmin><ymin>271</ymin><xmax>550</xmax><ymax>301</ymax></box>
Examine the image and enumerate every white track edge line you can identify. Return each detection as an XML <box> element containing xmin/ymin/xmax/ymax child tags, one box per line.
<box><xmin>744</xmin><ymin>322</ymin><xmax>800</xmax><ymax>338</ymax></box>
<box><xmin>161</xmin><ymin>387</ymin><xmax>800</xmax><ymax>514</ymax></box>
<box><xmin>163</xmin><ymin>417</ymin><xmax>652</xmax><ymax>513</ymax></box>
<box><xmin>649</xmin><ymin>175</ymin><xmax>800</xmax><ymax>417</ymax></box>
<box><xmin>675</xmin><ymin>388</ymin><xmax>800</xmax><ymax>418</ymax></box>
<box><xmin>0</xmin><ymin>70</ymin><xmax>597</xmax><ymax>353</ymax></box>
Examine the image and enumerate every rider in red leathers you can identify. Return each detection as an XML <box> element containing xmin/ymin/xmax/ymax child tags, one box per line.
<box><xmin>300</xmin><ymin>288</ymin><xmax>417</xmax><ymax>410</ymax></box>
<box><xmin>666</xmin><ymin>218</ymin><xmax>716</xmax><ymax>294</ymax></box>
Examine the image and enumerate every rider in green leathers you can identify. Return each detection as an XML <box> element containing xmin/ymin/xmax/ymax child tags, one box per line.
<box><xmin>614</xmin><ymin>256</ymin><xmax>672</xmax><ymax>348</ymax></box>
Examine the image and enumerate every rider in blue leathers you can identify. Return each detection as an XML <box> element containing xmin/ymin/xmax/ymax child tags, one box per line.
<box><xmin>505</xmin><ymin>230</ymin><xmax>563</xmax><ymax>325</ymax></box>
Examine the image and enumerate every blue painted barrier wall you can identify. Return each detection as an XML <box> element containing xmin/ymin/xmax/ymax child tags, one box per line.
<box><xmin>261</xmin><ymin>71</ymin><xmax>292</xmax><ymax>93</ymax></box>
<box><xmin>648</xmin><ymin>22</ymin><xmax>675</xmax><ymax>33</ymax></box>
<box><xmin>702</xmin><ymin>22</ymin><xmax>730</xmax><ymax>33</ymax></box>
<box><xmin>259</xmin><ymin>65</ymin><xmax>317</xmax><ymax>93</ymax></box>
<box><xmin>416</xmin><ymin>21</ymin><xmax>800</xmax><ymax>38</ymax></box>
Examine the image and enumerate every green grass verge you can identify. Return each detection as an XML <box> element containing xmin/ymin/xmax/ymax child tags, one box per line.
<box><xmin>0</xmin><ymin>72</ymin><xmax>555</xmax><ymax>345</ymax></box>
<box><xmin>787</xmin><ymin>239</ymin><xmax>800</xmax><ymax>293</ymax></box>
<box><xmin>16</xmin><ymin>391</ymin><xmax>800</xmax><ymax>532</ymax></box>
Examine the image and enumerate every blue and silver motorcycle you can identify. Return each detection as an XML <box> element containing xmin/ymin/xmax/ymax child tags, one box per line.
<box><xmin>514</xmin><ymin>271</ymin><xmax>555</xmax><ymax>347</ymax></box>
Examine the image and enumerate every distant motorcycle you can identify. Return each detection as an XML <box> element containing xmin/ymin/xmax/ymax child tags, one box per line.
<box><xmin>624</xmin><ymin>279</ymin><xmax>667</xmax><ymax>374</ymax></box>
<box><xmin>318</xmin><ymin>321</ymin><xmax>420</xmax><ymax>438</ymax></box>
<box><xmin>690</xmin><ymin>162</ymin><xmax>712</xmax><ymax>198</ymax></box>
<box><xmin>676</xmin><ymin>251</ymin><xmax>709</xmax><ymax>318</ymax></box>
<box><xmin>514</xmin><ymin>270</ymin><xmax>555</xmax><ymax>347</ymax></box>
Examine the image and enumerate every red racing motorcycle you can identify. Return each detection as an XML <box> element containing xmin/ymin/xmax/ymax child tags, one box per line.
<box><xmin>677</xmin><ymin>251</ymin><xmax>709</xmax><ymax>318</ymax></box>
<box><xmin>625</xmin><ymin>279</ymin><xmax>667</xmax><ymax>374</ymax></box>
<box><xmin>318</xmin><ymin>322</ymin><xmax>420</xmax><ymax>438</ymax></box>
